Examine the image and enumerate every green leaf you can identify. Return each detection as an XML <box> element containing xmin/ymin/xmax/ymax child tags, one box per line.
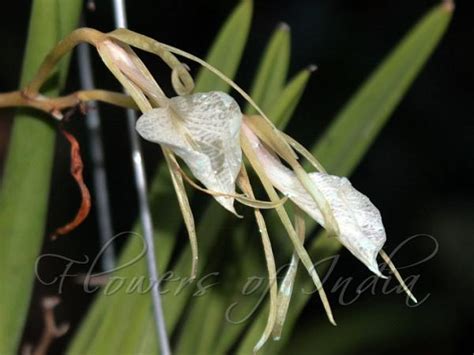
<box><xmin>174</xmin><ymin>226</ymin><xmax>251</xmax><ymax>355</ymax></box>
<box><xmin>132</xmin><ymin>203</ymin><xmax>232</xmax><ymax>354</ymax></box>
<box><xmin>211</xmin><ymin>234</ymin><xmax>270</xmax><ymax>354</ymax></box>
<box><xmin>194</xmin><ymin>0</ymin><xmax>253</xmax><ymax>93</ymax></box>
<box><xmin>245</xmin><ymin>22</ymin><xmax>290</xmax><ymax>114</ymax></box>
<box><xmin>68</xmin><ymin>166</ymin><xmax>180</xmax><ymax>354</ymax></box>
<box><xmin>0</xmin><ymin>0</ymin><xmax>82</xmax><ymax>353</ymax></box>
<box><xmin>314</xmin><ymin>3</ymin><xmax>453</xmax><ymax>176</ymax></box>
<box><xmin>237</xmin><ymin>3</ymin><xmax>453</xmax><ymax>353</ymax></box>
<box><xmin>271</xmin><ymin>67</ymin><xmax>314</xmax><ymax>129</ymax></box>
<box><xmin>282</xmin><ymin>300</ymin><xmax>455</xmax><ymax>355</ymax></box>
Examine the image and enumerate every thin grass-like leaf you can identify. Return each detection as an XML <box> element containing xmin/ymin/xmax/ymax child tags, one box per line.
<box><xmin>173</xmin><ymin>225</ymin><xmax>253</xmax><ymax>355</ymax></box>
<box><xmin>174</xmin><ymin>274</ymin><xmax>229</xmax><ymax>355</ymax></box>
<box><xmin>271</xmin><ymin>67</ymin><xmax>314</xmax><ymax>129</ymax></box>
<box><xmin>194</xmin><ymin>0</ymin><xmax>253</xmax><ymax>93</ymax></box>
<box><xmin>313</xmin><ymin>3</ymin><xmax>454</xmax><ymax>175</ymax></box>
<box><xmin>245</xmin><ymin>22</ymin><xmax>290</xmax><ymax>113</ymax></box>
<box><xmin>68</xmin><ymin>167</ymin><xmax>179</xmax><ymax>353</ymax></box>
<box><xmin>282</xmin><ymin>301</ymin><xmax>452</xmax><ymax>355</ymax></box>
<box><xmin>0</xmin><ymin>1</ymin><xmax>82</xmax><ymax>353</ymax></box>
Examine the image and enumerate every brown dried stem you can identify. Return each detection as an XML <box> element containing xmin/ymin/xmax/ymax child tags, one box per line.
<box><xmin>22</xmin><ymin>297</ymin><xmax>69</xmax><ymax>355</ymax></box>
<box><xmin>0</xmin><ymin>89</ymin><xmax>136</xmax><ymax>119</ymax></box>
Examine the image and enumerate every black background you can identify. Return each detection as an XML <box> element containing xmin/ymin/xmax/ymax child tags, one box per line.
<box><xmin>0</xmin><ymin>0</ymin><xmax>473</xmax><ymax>354</ymax></box>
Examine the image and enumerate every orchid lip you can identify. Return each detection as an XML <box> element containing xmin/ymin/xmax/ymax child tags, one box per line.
<box><xmin>136</xmin><ymin>91</ymin><xmax>243</xmax><ymax>214</ymax></box>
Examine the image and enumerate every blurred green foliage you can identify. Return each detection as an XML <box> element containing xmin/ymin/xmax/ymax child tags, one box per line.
<box><xmin>0</xmin><ymin>0</ymin><xmax>452</xmax><ymax>354</ymax></box>
<box><xmin>0</xmin><ymin>0</ymin><xmax>82</xmax><ymax>353</ymax></box>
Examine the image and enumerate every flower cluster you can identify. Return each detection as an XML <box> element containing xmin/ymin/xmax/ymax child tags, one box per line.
<box><xmin>0</xmin><ymin>28</ymin><xmax>417</xmax><ymax>352</ymax></box>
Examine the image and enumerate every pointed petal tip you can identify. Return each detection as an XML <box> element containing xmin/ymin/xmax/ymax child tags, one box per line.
<box><xmin>253</xmin><ymin>340</ymin><xmax>265</xmax><ymax>354</ymax></box>
<box><xmin>325</xmin><ymin>307</ymin><xmax>337</xmax><ymax>326</ymax></box>
<box><xmin>224</xmin><ymin>204</ymin><xmax>239</xmax><ymax>216</ymax></box>
<box><xmin>366</xmin><ymin>258</ymin><xmax>386</xmax><ymax>278</ymax></box>
<box><xmin>216</xmin><ymin>196</ymin><xmax>243</xmax><ymax>218</ymax></box>
<box><xmin>371</xmin><ymin>268</ymin><xmax>385</xmax><ymax>278</ymax></box>
<box><xmin>403</xmin><ymin>286</ymin><xmax>418</xmax><ymax>304</ymax></box>
<box><xmin>234</xmin><ymin>211</ymin><xmax>244</xmax><ymax>219</ymax></box>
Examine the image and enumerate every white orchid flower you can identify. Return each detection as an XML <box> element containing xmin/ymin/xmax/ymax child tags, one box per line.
<box><xmin>93</xmin><ymin>31</ymin><xmax>416</xmax><ymax>351</ymax></box>
<box><xmin>241</xmin><ymin>121</ymin><xmax>386</xmax><ymax>276</ymax></box>
<box><xmin>0</xmin><ymin>25</ymin><xmax>419</xmax><ymax>354</ymax></box>
<box><xmin>240</xmin><ymin>116</ymin><xmax>417</xmax><ymax>352</ymax></box>
<box><xmin>136</xmin><ymin>91</ymin><xmax>243</xmax><ymax>214</ymax></box>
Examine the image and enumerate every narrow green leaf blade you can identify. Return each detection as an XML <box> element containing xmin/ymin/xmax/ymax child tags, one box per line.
<box><xmin>134</xmin><ymin>204</ymin><xmax>231</xmax><ymax>354</ymax></box>
<box><xmin>314</xmin><ymin>2</ymin><xmax>454</xmax><ymax>176</ymax></box>
<box><xmin>0</xmin><ymin>0</ymin><xmax>82</xmax><ymax>353</ymax></box>
<box><xmin>245</xmin><ymin>22</ymin><xmax>291</xmax><ymax>113</ymax></box>
<box><xmin>194</xmin><ymin>0</ymin><xmax>253</xmax><ymax>93</ymax></box>
<box><xmin>174</xmin><ymin>226</ymin><xmax>247</xmax><ymax>355</ymax></box>
<box><xmin>271</xmin><ymin>67</ymin><xmax>314</xmax><ymax>129</ymax></box>
<box><xmin>282</xmin><ymin>299</ymin><xmax>455</xmax><ymax>355</ymax></box>
<box><xmin>67</xmin><ymin>166</ymin><xmax>180</xmax><ymax>354</ymax></box>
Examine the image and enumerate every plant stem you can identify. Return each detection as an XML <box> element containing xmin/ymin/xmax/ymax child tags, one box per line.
<box><xmin>111</xmin><ymin>1</ymin><xmax>172</xmax><ymax>354</ymax></box>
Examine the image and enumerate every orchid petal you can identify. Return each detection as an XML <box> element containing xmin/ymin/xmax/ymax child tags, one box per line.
<box><xmin>246</xmin><ymin>127</ymin><xmax>386</xmax><ymax>276</ymax></box>
<box><xmin>241</xmin><ymin>127</ymin><xmax>336</xmax><ymax>326</ymax></box>
<box><xmin>136</xmin><ymin>91</ymin><xmax>243</xmax><ymax>213</ymax></box>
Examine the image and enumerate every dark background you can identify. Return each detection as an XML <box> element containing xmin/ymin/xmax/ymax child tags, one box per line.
<box><xmin>0</xmin><ymin>0</ymin><xmax>473</xmax><ymax>354</ymax></box>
